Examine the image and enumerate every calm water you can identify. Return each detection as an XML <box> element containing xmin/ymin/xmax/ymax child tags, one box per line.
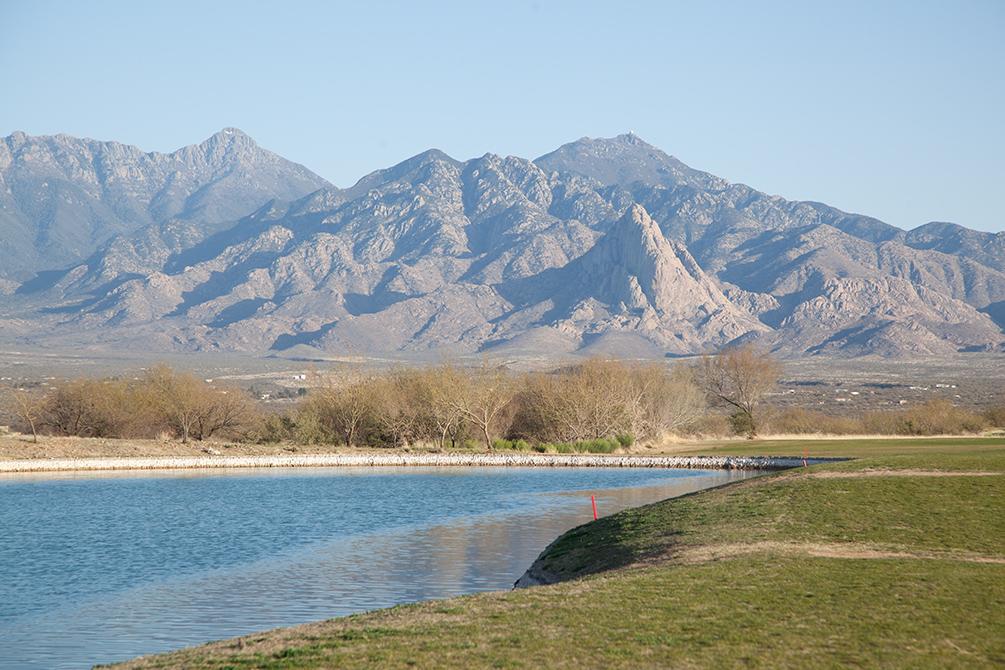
<box><xmin>0</xmin><ymin>466</ymin><xmax>758</xmax><ymax>669</ymax></box>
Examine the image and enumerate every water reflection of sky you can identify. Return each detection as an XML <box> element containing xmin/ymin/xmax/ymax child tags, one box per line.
<box><xmin>0</xmin><ymin>467</ymin><xmax>759</xmax><ymax>669</ymax></box>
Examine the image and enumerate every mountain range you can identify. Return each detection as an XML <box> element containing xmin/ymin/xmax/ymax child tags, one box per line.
<box><xmin>1</xmin><ymin>128</ymin><xmax>1003</xmax><ymax>359</ymax></box>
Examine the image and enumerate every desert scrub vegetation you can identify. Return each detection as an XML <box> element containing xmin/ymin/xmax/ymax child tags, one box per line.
<box><xmin>284</xmin><ymin>360</ymin><xmax>706</xmax><ymax>450</ymax></box>
<box><xmin>762</xmin><ymin>400</ymin><xmax>993</xmax><ymax>436</ymax></box>
<box><xmin>513</xmin><ymin>359</ymin><xmax>705</xmax><ymax>443</ymax></box>
<box><xmin>490</xmin><ymin>437</ymin><xmax>626</xmax><ymax>454</ymax></box>
<box><xmin>3</xmin><ymin>349</ymin><xmax>1003</xmax><ymax>449</ymax></box>
<box><xmin>1</xmin><ymin>365</ymin><xmax>253</xmax><ymax>443</ymax></box>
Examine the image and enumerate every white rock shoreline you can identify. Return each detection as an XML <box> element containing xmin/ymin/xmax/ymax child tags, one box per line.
<box><xmin>0</xmin><ymin>453</ymin><xmax>839</xmax><ymax>474</ymax></box>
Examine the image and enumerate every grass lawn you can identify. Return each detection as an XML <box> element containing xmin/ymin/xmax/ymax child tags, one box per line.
<box><xmin>665</xmin><ymin>435</ymin><xmax>1005</xmax><ymax>459</ymax></box>
<box><xmin>108</xmin><ymin>438</ymin><xmax>1005</xmax><ymax>669</ymax></box>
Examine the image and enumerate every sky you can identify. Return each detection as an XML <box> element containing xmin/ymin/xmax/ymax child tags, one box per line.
<box><xmin>2</xmin><ymin>0</ymin><xmax>1003</xmax><ymax>232</ymax></box>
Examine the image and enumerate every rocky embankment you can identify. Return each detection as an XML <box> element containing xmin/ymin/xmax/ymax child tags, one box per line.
<box><xmin>0</xmin><ymin>453</ymin><xmax>828</xmax><ymax>473</ymax></box>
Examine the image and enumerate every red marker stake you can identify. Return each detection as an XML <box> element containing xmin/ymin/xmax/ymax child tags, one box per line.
<box><xmin>591</xmin><ymin>495</ymin><xmax>598</xmax><ymax>520</ymax></box>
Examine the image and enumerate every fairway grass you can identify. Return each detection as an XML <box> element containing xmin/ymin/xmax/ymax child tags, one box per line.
<box><xmin>667</xmin><ymin>435</ymin><xmax>1005</xmax><ymax>458</ymax></box>
<box><xmin>109</xmin><ymin>439</ymin><xmax>1005</xmax><ymax>669</ymax></box>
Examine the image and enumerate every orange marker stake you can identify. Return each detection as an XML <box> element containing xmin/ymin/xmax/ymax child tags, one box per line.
<box><xmin>591</xmin><ymin>494</ymin><xmax>598</xmax><ymax>520</ymax></box>
<box><xmin>802</xmin><ymin>447</ymin><xmax>809</xmax><ymax>468</ymax></box>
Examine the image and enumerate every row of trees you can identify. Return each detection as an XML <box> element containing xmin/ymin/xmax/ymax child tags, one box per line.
<box><xmin>290</xmin><ymin>359</ymin><xmax>711</xmax><ymax>449</ymax></box>
<box><xmin>0</xmin><ymin>346</ymin><xmax>786</xmax><ymax>446</ymax></box>
<box><xmin>4</xmin><ymin>365</ymin><xmax>251</xmax><ymax>443</ymax></box>
<box><xmin>9</xmin><ymin>345</ymin><xmax>990</xmax><ymax>447</ymax></box>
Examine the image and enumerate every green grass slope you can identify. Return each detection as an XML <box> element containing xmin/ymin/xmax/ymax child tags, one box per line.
<box><xmin>109</xmin><ymin>438</ymin><xmax>1005</xmax><ymax>669</ymax></box>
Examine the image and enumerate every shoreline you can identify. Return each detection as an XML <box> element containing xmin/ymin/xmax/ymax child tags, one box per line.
<box><xmin>0</xmin><ymin>453</ymin><xmax>832</xmax><ymax>474</ymax></box>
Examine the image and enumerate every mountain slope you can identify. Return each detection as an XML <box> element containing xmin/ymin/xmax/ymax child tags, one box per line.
<box><xmin>536</xmin><ymin>204</ymin><xmax>767</xmax><ymax>353</ymax></box>
<box><xmin>0</xmin><ymin>128</ymin><xmax>331</xmax><ymax>281</ymax></box>
<box><xmin>1</xmin><ymin>131</ymin><xmax>1002</xmax><ymax>358</ymax></box>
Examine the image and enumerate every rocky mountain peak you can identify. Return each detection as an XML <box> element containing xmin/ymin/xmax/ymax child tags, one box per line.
<box><xmin>592</xmin><ymin>205</ymin><xmax>668</xmax><ymax>276</ymax></box>
<box><xmin>589</xmin><ymin>205</ymin><xmax>702</xmax><ymax>306</ymax></box>
<box><xmin>538</xmin><ymin>203</ymin><xmax>766</xmax><ymax>351</ymax></box>
<box><xmin>346</xmin><ymin>148</ymin><xmax>461</xmax><ymax>197</ymax></box>
<box><xmin>179</xmin><ymin>127</ymin><xmax>264</xmax><ymax>165</ymax></box>
<box><xmin>3</xmin><ymin>130</ymin><xmax>29</xmax><ymax>149</ymax></box>
<box><xmin>217</xmin><ymin>126</ymin><xmax>250</xmax><ymax>138</ymax></box>
<box><xmin>535</xmin><ymin>134</ymin><xmax>726</xmax><ymax>191</ymax></box>
<box><xmin>204</xmin><ymin>126</ymin><xmax>254</xmax><ymax>147</ymax></box>
<box><xmin>614</xmin><ymin>131</ymin><xmax>648</xmax><ymax>145</ymax></box>
<box><xmin>617</xmin><ymin>203</ymin><xmax>662</xmax><ymax>241</ymax></box>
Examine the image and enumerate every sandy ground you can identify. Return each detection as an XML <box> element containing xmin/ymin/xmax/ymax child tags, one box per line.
<box><xmin>2</xmin><ymin>432</ymin><xmax>996</xmax><ymax>462</ymax></box>
<box><xmin>672</xmin><ymin>541</ymin><xmax>1005</xmax><ymax>565</ymax></box>
<box><xmin>0</xmin><ymin>433</ymin><xmax>366</xmax><ymax>461</ymax></box>
<box><xmin>0</xmin><ymin>433</ymin><xmax>757</xmax><ymax>461</ymax></box>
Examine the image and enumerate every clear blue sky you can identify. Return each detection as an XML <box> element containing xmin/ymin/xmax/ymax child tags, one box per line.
<box><xmin>2</xmin><ymin>0</ymin><xmax>1003</xmax><ymax>231</ymax></box>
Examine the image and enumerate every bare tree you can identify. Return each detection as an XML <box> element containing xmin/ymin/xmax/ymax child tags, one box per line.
<box><xmin>191</xmin><ymin>388</ymin><xmax>251</xmax><ymax>441</ymax></box>
<box><xmin>143</xmin><ymin>365</ymin><xmax>206</xmax><ymax>443</ymax></box>
<box><xmin>6</xmin><ymin>388</ymin><xmax>46</xmax><ymax>443</ymax></box>
<box><xmin>514</xmin><ymin>360</ymin><xmax>705</xmax><ymax>444</ymax></box>
<box><xmin>309</xmin><ymin>373</ymin><xmax>377</xmax><ymax>447</ymax></box>
<box><xmin>520</xmin><ymin>359</ymin><xmax>634</xmax><ymax>443</ymax></box>
<box><xmin>43</xmin><ymin>379</ymin><xmax>134</xmax><ymax>438</ymax></box>
<box><xmin>698</xmin><ymin>344</ymin><xmax>781</xmax><ymax>437</ymax></box>
<box><xmin>369</xmin><ymin>374</ymin><xmax>417</xmax><ymax>447</ymax></box>
<box><xmin>434</xmin><ymin>365</ymin><xmax>515</xmax><ymax>450</ymax></box>
<box><xmin>416</xmin><ymin>367</ymin><xmax>465</xmax><ymax>449</ymax></box>
<box><xmin>631</xmin><ymin>363</ymin><xmax>706</xmax><ymax>437</ymax></box>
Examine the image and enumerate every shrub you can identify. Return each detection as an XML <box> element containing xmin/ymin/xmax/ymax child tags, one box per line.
<box><xmin>685</xmin><ymin>413</ymin><xmax>732</xmax><ymax>438</ymax></box>
<box><xmin>28</xmin><ymin>370</ymin><xmax>253</xmax><ymax>442</ymax></box>
<box><xmin>863</xmin><ymin>400</ymin><xmax>987</xmax><ymax>436</ymax></box>
<box><xmin>42</xmin><ymin>379</ymin><xmax>134</xmax><ymax>438</ymax></box>
<box><xmin>764</xmin><ymin>408</ymin><xmax>862</xmax><ymax>435</ymax></box>
<box><xmin>492</xmin><ymin>438</ymin><xmax>532</xmax><ymax>451</ymax></box>
<box><xmin>293</xmin><ymin>405</ymin><xmax>331</xmax><ymax>444</ymax></box>
<box><xmin>7</xmin><ymin>362</ymin><xmax>994</xmax><ymax>448</ymax></box>
<box><xmin>142</xmin><ymin>365</ymin><xmax>253</xmax><ymax>442</ymax></box>
<box><xmin>728</xmin><ymin>410</ymin><xmax>755</xmax><ymax>437</ymax></box>
<box><xmin>983</xmin><ymin>405</ymin><xmax>1005</xmax><ymax>429</ymax></box>
<box><xmin>511</xmin><ymin>359</ymin><xmax>704</xmax><ymax>444</ymax></box>
<box><xmin>534</xmin><ymin>438</ymin><xmax>619</xmax><ymax>454</ymax></box>
<box><xmin>250</xmin><ymin>413</ymin><xmax>296</xmax><ymax>444</ymax></box>
<box><xmin>698</xmin><ymin>344</ymin><xmax>781</xmax><ymax>437</ymax></box>
<box><xmin>581</xmin><ymin>438</ymin><xmax>619</xmax><ymax>453</ymax></box>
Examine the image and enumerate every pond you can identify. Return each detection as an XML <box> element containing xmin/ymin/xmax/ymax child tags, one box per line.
<box><xmin>0</xmin><ymin>466</ymin><xmax>760</xmax><ymax>669</ymax></box>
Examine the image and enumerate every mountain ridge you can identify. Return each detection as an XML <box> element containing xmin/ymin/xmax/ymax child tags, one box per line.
<box><xmin>0</xmin><ymin>128</ymin><xmax>331</xmax><ymax>281</ymax></box>
<box><xmin>1</xmin><ymin>129</ymin><xmax>1002</xmax><ymax>358</ymax></box>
